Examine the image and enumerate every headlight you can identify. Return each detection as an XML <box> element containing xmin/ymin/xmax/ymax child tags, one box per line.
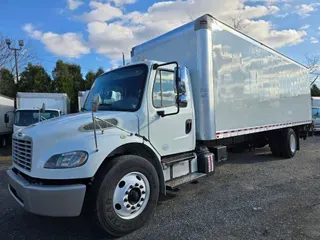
<box><xmin>44</xmin><ymin>151</ymin><xmax>88</xmax><ymax>169</ymax></box>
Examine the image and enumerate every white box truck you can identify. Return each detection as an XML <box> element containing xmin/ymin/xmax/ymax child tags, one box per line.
<box><xmin>311</xmin><ymin>97</ymin><xmax>320</xmax><ymax>131</ymax></box>
<box><xmin>0</xmin><ymin>94</ymin><xmax>14</xmax><ymax>147</ymax></box>
<box><xmin>6</xmin><ymin>92</ymin><xmax>70</xmax><ymax>132</ymax></box>
<box><xmin>7</xmin><ymin>14</ymin><xmax>312</xmax><ymax>237</ymax></box>
<box><xmin>78</xmin><ymin>90</ymin><xmax>90</xmax><ymax>112</ymax></box>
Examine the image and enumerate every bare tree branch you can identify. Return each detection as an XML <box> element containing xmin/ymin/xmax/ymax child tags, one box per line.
<box><xmin>0</xmin><ymin>34</ymin><xmax>37</xmax><ymax>75</ymax></box>
<box><xmin>230</xmin><ymin>13</ymin><xmax>249</xmax><ymax>31</ymax></box>
<box><xmin>186</xmin><ymin>10</ymin><xmax>196</xmax><ymax>21</ymax></box>
<box><xmin>305</xmin><ymin>53</ymin><xmax>320</xmax><ymax>85</ymax></box>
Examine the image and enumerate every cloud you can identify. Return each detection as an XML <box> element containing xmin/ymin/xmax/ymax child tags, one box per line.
<box><xmin>108</xmin><ymin>0</ymin><xmax>136</xmax><ymax>7</ymax></box>
<box><xmin>78</xmin><ymin>1</ymin><xmax>122</xmax><ymax>22</ymax></box>
<box><xmin>296</xmin><ymin>3</ymin><xmax>320</xmax><ymax>17</ymax></box>
<box><xmin>23</xmin><ymin>23</ymin><xmax>90</xmax><ymax>58</ymax></box>
<box><xmin>238</xmin><ymin>5</ymin><xmax>280</xmax><ymax>19</ymax></box>
<box><xmin>242</xmin><ymin>19</ymin><xmax>307</xmax><ymax>48</ymax></box>
<box><xmin>310</xmin><ymin>37</ymin><xmax>319</xmax><ymax>44</ymax></box>
<box><xmin>300</xmin><ymin>24</ymin><xmax>310</xmax><ymax>30</ymax></box>
<box><xmin>84</xmin><ymin>0</ymin><xmax>307</xmax><ymax>62</ymax></box>
<box><xmin>67</xmin><ymin>0</ymin><xmax>84</xmax><ymax>10</ymax></box>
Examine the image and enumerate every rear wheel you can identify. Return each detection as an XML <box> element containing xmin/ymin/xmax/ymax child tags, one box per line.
<box><xmin>282</xmin><ymin>128</ymin><xmax>297</xmax><ymax>158</ymax></box>
<box><xmin>269</xmin><ymin>135</ymin><xmax>281</xmax><ymax>157</ymax></box>
<box><xmin>269</xmin><ymin>128</ymin><xmax>297</xmax><ymax>158</ymax></box>
<box><xmin>88</xmin><ymin>155</ymin><xmax>159</xmax><ymax>237</ymax></box>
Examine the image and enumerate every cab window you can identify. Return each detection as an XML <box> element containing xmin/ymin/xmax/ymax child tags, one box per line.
<box><xmin>153</xmin><ymin>70</ymin><xmax>176</xmax><ymax>108</ymax></box>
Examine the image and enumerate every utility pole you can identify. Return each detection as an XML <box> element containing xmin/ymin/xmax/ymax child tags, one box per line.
<box><xmin>5</xmin><ymin>39</ymin><xmax>24</xmax><ymax>83</ymax></box>
<box><xmin>122</xmin><ymin>52</ymin><xmax>125</xmax><ymax>65</ymax></box>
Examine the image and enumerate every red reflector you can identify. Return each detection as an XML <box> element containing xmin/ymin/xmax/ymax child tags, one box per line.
<box><xmin>200</xmin><ymin>20</ymin><xmax>207</xmax><ymax>25</ymax></box>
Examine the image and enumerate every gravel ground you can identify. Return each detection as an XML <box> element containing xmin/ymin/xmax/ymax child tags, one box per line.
<box><xmin>0</xmin><ymin>136</ymin><xmax>320</xmax><ymax>240</ymax></box>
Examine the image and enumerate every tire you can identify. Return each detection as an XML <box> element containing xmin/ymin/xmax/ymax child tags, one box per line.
<box><xmin>269</xmin><ymin>133</ymin><xmax>282</xmax><ymax>157</ymax></box>
<box><xmin>87</xmin><ymin>155</ymin><xmax>159</xmax><ymax>237</ymax></box>
<box><xmin>282</xmin><ymin>128</ymin><xmax>297</xmax><ymax>159</ymax></box>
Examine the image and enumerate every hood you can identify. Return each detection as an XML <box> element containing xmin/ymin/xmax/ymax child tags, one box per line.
<box><xmin>16</xmin><ymin>111</ymin><xmax>140</xmax><ymax>141</ymax></box>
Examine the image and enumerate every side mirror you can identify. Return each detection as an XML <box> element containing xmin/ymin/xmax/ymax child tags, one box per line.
<box><xmin>177</xmin><ymin>66</ymin><xmax>189</xmax><ymax>108</ymax></box>
<box><xmin>91</xmin><ymin>94</ymin><xmax>101</xmax><ymax>112</ymax></box>
<box><xmin>179</xmin><ymin>95</ymin><xmax>188</xmax><ymax>108</ymax></box>
<box><xmin>4</xmin><ymin>113</ymin><xmax>9</xmax><ymax>124</ymax></box>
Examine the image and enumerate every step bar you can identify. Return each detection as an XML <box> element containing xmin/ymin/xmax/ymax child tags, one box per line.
<box><xmin>166</xmin><ymin>172</ymin><xmax>206</xmax><ymax>190</ymax></box>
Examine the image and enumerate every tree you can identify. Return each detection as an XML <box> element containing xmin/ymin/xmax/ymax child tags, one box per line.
<box><xmin>52</xmin><ymin>60</ymin><xmax>86</xmax><ymax>112</ymax></box>
<box><xmin>311</xmin><ymin>84</ymin><xmax>320</xmax><ymax>96</ymax></box>
<box><xmin>85</xmin><ymin>70</ymin><xmax>95</xmax><ymax>90</ymax></box>
<box><xmin>0</xmin><ymin>34</ymin><xmax>36</xmax><ymax>78</ymax></box>
<box><xmin>0</xmin><ymin>68</ymin><xmax>16</xmax><ymax>98</ymax></box>
<box><xmin>95</xmin><ymin>67</ymin><xmax>104</xmax><ymax>78</ymax></box>
<box><xmin>229</xmin><ymin>13</ymin><xmax>249</xmax><ymax>31</ymax></box>
<box><xmin>85</xmin><ymin>67</ymin><xmax>104</xmax><ymax>90</ymax></box>
<box><xmin>305</xmin><ymin>53</ymin><xmax>320</xmax><ymax>86</ymax></box>
<box><xmin>18</xmin><ymin>63</ymin><xmax>52</xmax><ymax>92</ymax></box>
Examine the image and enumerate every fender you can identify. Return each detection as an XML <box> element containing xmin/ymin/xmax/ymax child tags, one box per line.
<box><xmin>98</xmin><ymin>142</ymin><xmax>166</xmax><ymax>195</ymax></box>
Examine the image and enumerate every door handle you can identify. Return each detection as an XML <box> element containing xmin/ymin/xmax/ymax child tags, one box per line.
<box><xmin>185</xmin><ymin>119</ymin><xmax>192</xmax><ymax>134</ymax></box>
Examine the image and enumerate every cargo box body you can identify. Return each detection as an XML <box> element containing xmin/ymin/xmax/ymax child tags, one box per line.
<box><xmin>0</xmin><ymin>94</ymin><xmax>14</xmax><ymax>135</ymax></box>
<box><xmin>16</xmin><ymin>92</ymin><xmax>70</xmax><ymax>114</ymax></box>
<box><xmin>132</xmin><ymin>14</ymin><xmax>312</xmax><ymax>141</ymax></box>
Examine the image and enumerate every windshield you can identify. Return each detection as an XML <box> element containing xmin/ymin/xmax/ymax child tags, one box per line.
<box><xmin>83</xmin><ymin>64</ymin><xmax>148</xmax><ymax>112</ymax></box>
<box><xmin>14</xmin><ymin>110</ymin><xmax>60</xmax><ymax>126</ymax></box>
<box><xmin>312</xmin><ymin>108</ymin><xmax>320</xmax><ymax>118</ymax></box>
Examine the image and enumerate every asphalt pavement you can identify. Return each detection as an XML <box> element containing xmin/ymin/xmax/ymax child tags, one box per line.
<box><xmin>1</xmin><ymin>136</ymin><xmax>320</xmax><ymax>240</ymax></box>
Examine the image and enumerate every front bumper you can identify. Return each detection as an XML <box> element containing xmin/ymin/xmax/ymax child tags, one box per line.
<box><xmin>7</xmin><ymin>168</ymin><xmax>86</xmax><ymax>217</ymax></box>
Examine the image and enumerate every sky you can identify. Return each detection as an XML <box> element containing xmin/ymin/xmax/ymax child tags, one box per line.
<box><xmin>1</xmin><ymin>0</ymin><xmax>320</xmax><ymax>80</ymax></box>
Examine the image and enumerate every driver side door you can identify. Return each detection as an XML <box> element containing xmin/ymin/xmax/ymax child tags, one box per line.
<box><xmin>148</xmin><ymin>66</ymin><xmax>194</xmax><ymax>156</ymax></box>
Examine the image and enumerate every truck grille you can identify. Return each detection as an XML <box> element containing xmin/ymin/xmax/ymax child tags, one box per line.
<box><xmin>12</xmin><ymin>137</ymin><xmax>32</xmax><ymax>171</ymax></box>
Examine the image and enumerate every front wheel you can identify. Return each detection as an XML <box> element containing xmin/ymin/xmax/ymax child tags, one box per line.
<box><xmin>88</xmin><ymin>155</ymin><xmax>159</xmax><ymax>237</ymax></box>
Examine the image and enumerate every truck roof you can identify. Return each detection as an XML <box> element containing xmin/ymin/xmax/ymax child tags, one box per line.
<box><xmin>131</xmin><ymin>14</ymin><xmax>308</xmax><ymax>70</ymax></box>
<box><xmin>17</xmin><ymin>92</ymin><xmax>69</xmax><ymax>99</ymax></box>
<box><xmin>16</xmin><ymin>108</ymin><xmax>61</xmax><ymax>111</ymax></box>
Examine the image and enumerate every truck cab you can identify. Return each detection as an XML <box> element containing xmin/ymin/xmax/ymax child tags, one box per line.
<box><xmin>7</xmin><ymin>60</ymin><xmax>201</xmax><ymax>236</ymax></box>
<box><xmin>12</xmin><ymin>108</ymin><xmax>62</xmax><ymax>132</ymax></box>
<box><xmin>312</xmin><ymin>107</ymin><xmax>320</xmax><ymax>132</ymax></box>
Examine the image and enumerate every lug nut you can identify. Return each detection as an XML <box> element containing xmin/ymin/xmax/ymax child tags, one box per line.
<box><xmin>125</xmin><ymin>191</ymin><xmax>129</xmax><ymax>194</ymax></box>
<box><xmin>131</xmin><ymin>206</ymin><xmax>135</xmax><ymax>210</ymax></box>
<box><xmin>137</xmin><ymin>203</ymin><xmax>141</xmax><ymax>207</ymax></box>
<box><xmin>139</xmin><ymin>185</ymin><xmax>143</xmax><ymax>189</ymax></box>
<box><xmin>124</xmin><ymin>198</ymin><xmax>128</xmax><ymax>202</ymax></box>
<box><xmin>126</xmin><ymin>204</ymin><xmax>130</xmax><ymax>208</ymax></box>
<box><xmin>142</xmin><ymin>191</ymin><xmax>145</xmax><ymax>194</ymax></box>
<box><xmin>135</xmin><ymin>183</ymin><xmax>139</xmax><ymax>186</ymax></box>
<box><xmin>130</xmin><ymin>185</ymin><xmax>133</xmax><ymax>189</ymax></box>
<box><xmin>141</xmin><ymin>198</ymin><xmax>144</xmax><ymax>201</ymax></box>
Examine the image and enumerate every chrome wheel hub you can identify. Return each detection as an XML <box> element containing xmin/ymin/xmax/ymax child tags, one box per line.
<box><xmin>290</xmin><ymin>134</ymin><xmax>296</xmax><ymax>153</ymax></box>
<box><xmin>113</xmin><ymin>172</ymin><xmax>150</xmax><ymax>220</ymax></box>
